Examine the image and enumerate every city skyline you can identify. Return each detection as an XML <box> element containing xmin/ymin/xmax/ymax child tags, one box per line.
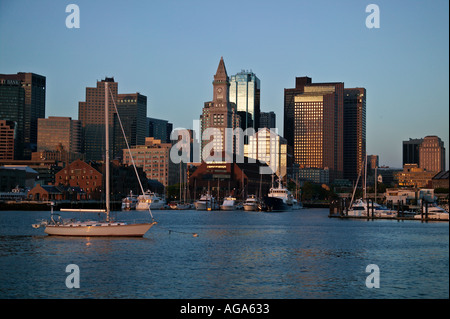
<box><xmin>0</xmin><ymin>0</ymin><xmax>448</xmax><ymax>168</ymax></box>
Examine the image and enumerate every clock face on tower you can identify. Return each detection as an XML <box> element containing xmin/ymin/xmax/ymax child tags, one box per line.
<box><xmin>216</xmin><ymin>87</ymin><xmax>223</xmax><ymax>100</ymax></box>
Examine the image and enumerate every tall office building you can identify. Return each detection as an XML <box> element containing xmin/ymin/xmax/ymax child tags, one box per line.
<box><xmin>419</xmin><ymin>136</ymin><xmax>445</xmax><ymax>172</ymax></box>
<box><xmin>114</xmin><ymin>93</ymin><xmax>147</xmax><ymax>159</ymax></box>
<box><xmin>147</xmin><ymin>117</ymin><xmax>173</xmax><ymax>143</ymax></box>
<box><xmin>291</xmin><ymin>79</ymin><xmax>344</xmax><ymax>182</ymax></box>
<box><xmin>343</xmin><ymin>88</ymin><xmax>366</xmax><ymax>182</ymax></box>
<box><xmin>229</xmin><ymin>70</ymin><xmax>260</xmax><ymax>133</ymax></box>
<box><xmin>200</xmin><ymin>57</ymin><xmax>240</xmax><ymax>161</ymax></box>
<box><xmin>284</xmin><ymin>77</ymin><xmax>312</xmax><ymax>150</ymax></box>
<box><xmin>78</xmin><ymin>77</ymin><xmax>147</xmax><ymax>161</ymax></box>
<box><xmin>37</xmin><ymin>117</ymin><xmax>82</xmax><ymax>154</ymax></box>
<box><xmin>259</xmin><ymin>111</ymin><xmax>276</xmax><ymax>129</ymax></box>
<box><xmin>403</xmin><ymin>138</ymin><xmax>423</xmax><ymax>166</ymax></box>
<box><xmin>0</xmin><ymin>72</ymin><xmax>46</xmax><ymax>159</ymax></box>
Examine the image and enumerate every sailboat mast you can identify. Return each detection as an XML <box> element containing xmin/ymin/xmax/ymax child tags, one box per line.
<box><xmin>105</xmin><ymin>82</ymin><xmax>110</xmax><ymax>221</ymax></box>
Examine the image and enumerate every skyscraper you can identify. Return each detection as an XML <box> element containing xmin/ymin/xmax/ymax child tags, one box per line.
<box><xmin>292</xmin><ymin>79</ymin><xmax>344</xmax><ymax>182</ymax></box>
<box><xmin>0</xmin><ymin>72</ymin><xmax>46</xmax><ymax>159</ymax></box>
<box><xmin>259</xmin><ymin>111</ymin><xmax>276</xmax><ymax>129</ymax></box>
<box><xmin>147</xmin><ymin>117</ymin><xmax>173</xmax><ymax>143</ymax></box>
<box><xmin>284</xmin><ymin>77</ymin><xmax>312</xmax><ymax>150</ymax></box>
<box><xmin>114</xmin><ymin>93</ymin><xmax>147</xmax><ymax>159</ymax></box>
<box><xmin>343</xmin><ymin>88</ymin><xmax>366</xmax><ymax>182</ymax></box>
<box><xmin>78</xmin><ymin>77</ymin><xmax>147</xmax><ymax>161</ymax></box>
<box><xmin>229</xmin><ymin>70</ymin><xmax>260</xmax><ymax>133</ymax></box>
<box><xmin>419</xmin><ymin>136</ymin><xmax>445</xmax><ymax>172</ymax></box>
<box><xmin>200</xmin><ymin>57</ymin><xmax>240</xmax><ymax>161</ymax></box>
<box><xmin>403</xmin><ymin>138</ymin><xmax>423</xmax><ymax>166</ymax></box>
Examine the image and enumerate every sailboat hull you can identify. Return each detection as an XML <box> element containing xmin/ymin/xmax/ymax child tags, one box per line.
<box><xmin>44</xmin><ymin>222</ymin><xmax>156</xmax><ymax>237</ymax></box>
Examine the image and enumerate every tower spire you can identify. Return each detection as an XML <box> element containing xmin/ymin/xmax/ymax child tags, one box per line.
<box><xmin>214</xmin><ymin>56</ymin><xmax>228</xmax><ymax>82</ymax></box>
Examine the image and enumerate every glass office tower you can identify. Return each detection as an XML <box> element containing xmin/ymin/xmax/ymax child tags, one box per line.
<box><xmin>229</xmin><ymin>70</ymin><xmax>260</xmax><ymax>134</ymax></box>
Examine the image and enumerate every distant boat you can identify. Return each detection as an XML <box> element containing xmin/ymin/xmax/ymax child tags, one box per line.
<box><xmin>243</xmin><ymin>194</ymin><xmax>258</xmax><ymax>211</ymax></box>
<box><xmin>121</xmin><ymin>191</ymin><xmax>138</xmax><ymax>210</ymax></box>
<box><xmin>220</xmin><ymin>196</ymin><xmax>236</xmax><ymax>211</ymax></box>
<box><xmin>195</xmin><ymin>193</ymin><xmax>219</xmax><ymax>211</ymax></box>
<box><xmin>414</xmin><ymin>203</ymin><xmax>449</xmax><ymax>220</ymax></box>
<box><xmin>347</xmin><ymin>198</ymin><xmax>398</xmax><ymax>217</ymax></box>
<box><xmin>32</xmin><ymin>81</ymin><xmax>156</xmax><ymax>237</ymax></box>
<box><xmin>136</xmin><ymin>191</ymin><xmax>166</xmax><ymax>210</ymax></box>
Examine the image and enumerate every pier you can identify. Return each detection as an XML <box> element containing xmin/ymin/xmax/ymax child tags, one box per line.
<box><xmin>329</xmin><ymin>198</ymin><xmax>449</xmax><ymax>222</ymax></box>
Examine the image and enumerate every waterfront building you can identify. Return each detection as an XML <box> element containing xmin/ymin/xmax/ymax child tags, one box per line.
<box><xmin>200</xmin><ymin>57</ymin><xmax>240</xmax><ymax>161</ymax></box>
<box><xmin>430</xmin><ymin>170</ymin><xmax>449</xmax><ymax>189</ymax></box>
<box><xmin>54</xmin><ymin>159</ymin><xmax>146</xmax><ymax>200</ymax></box>
<box><xmin>78</xmin><ymin>77</ymin><xmax>147</xmax><ymax>161</ymax></box>
<box><xmin>229</xmin><ymin>70</ymin><xmax>260</xmax><ymax>133</ymax></box>
<box><xmin>246</xmin><ymin>128</ymin><xmax>288</xmax><ymax>178</ymax></box>
<box><xmin>259</xmin><ymin>111</ymin><xmax>276</xmax><ymax>129</ymax></box>
<box><xmin>343</xmin><ymin>88</ymin><xmax>366</xmax><ymax>183</ymax></box>
<box><xmin>0</xmin><ymin>72</ymin><xmax>46</xmax><ymax>159</ymax></box>
<box><xmin>394</xmin><ymin>164</ymin><xmax>437</xmax><ymax>188</ymax></box>
<box><xmin>122</xmin><ymin>137</ymin><xmax>179</xmax><ymax>187</ymax></box>
<box><xmin>292</xmin><ymin>79</ymin><xmax>344</xmax><ymax>182</ymax></box>
<box><xmin>188</xmin><ymin>158</ymin><xmax>272</xmax><ymax>200</ymax></box>
<box><xmin>147</xmin><ymin>117</ymin><xmax>173</xmax><ymax>143</ymax></box>
<box><xmin>419</xmin><ymin>136</ymin><xmax>446</xmax><ymax>172</ymax></box>
<box><xmin>297</xmin><ymin>167</ymin><xmax>330</xmax><ymax>185</ymax></box>
<box><xmin>37</xmin><ymin>117</ymin><xmax>82</xmax><ymax>154</ymax></box>
<box><xmin>0</xmin><ymin>120</ymin><xmax>16</xmax><ymax>160</ymax></box>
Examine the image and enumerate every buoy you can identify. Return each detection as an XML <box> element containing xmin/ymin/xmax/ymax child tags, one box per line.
<box><xmin>193</xmin><ymin>233</ymin><xmax>199</xmax><ymax>237</ymax></box>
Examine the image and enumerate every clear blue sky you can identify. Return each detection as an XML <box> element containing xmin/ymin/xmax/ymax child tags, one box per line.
<box><xmin>1</xmin><ymin>0</ymin><xmax>448</xmax><ymax>168</ymax></box>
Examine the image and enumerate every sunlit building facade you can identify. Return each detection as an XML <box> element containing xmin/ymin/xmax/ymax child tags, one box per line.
<box><xmin>419</xmin><ymin>136</ymin><xmax>445</xmax><ymax>172</ymax></box>
<box><xmin>229</xmin><ymin>70</ymin><xmax>260</xmax><ymax>133</ymax></box>
<box><xmin>293</xmin><ymin>82</ymin><xmax>344</xmax><ymax>182</ymax></box>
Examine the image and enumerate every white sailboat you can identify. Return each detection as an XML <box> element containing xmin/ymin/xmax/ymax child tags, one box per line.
<box><xmin>32</xmin><ymin>82</ymin><xmax>156</xmax><ymax>237</ymax></box>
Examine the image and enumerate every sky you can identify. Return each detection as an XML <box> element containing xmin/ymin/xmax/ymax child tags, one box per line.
<box><xmin>0</xmin><ymin>0</ymin><xmax>448</xmax><ymax>169</ymax></box>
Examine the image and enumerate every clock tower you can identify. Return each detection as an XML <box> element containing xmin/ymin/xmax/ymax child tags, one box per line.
<box><xmin>213</xmin><ymin>56</ymin><xmax>229</xmax><ymax>105</ymax></box>
<box><xmin>200</xmin><ymin>57</ymin><xmax>241</xmax><ymax>161</ymax></box>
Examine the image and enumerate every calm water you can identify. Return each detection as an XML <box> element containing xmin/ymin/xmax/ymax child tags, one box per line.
<box><xmin>0</xmin><ymin>208</ymin><xmax>448</xmax><ymax>299</ymax></box>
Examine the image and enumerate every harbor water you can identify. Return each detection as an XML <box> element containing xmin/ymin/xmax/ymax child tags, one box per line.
<box><xmin>0</xmin><ymin>208</ymin><xmax>448</xmax><ymax>299</ymax></box>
